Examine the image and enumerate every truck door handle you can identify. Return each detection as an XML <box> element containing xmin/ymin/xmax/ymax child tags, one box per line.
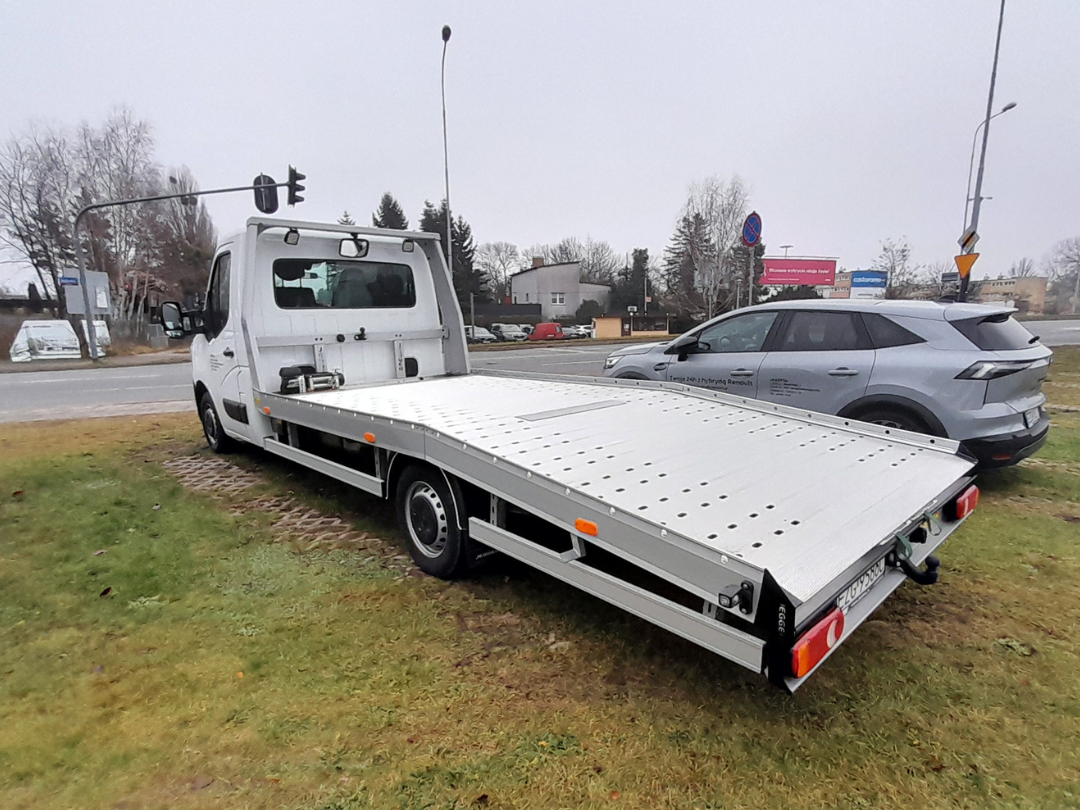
<box><xmin>222</xmin><ymin>348</ymin><xmax>235</xmax><ymax>358</ymax></box>
<box><xmin>729</xmin><ymin>369</ymin><xmax>754</xmax><ymax>377</ymax></box>
<box><xmin>828</xmin><ymin>367</ymin><xmax>858</xmax><ymax>377</ymax></box>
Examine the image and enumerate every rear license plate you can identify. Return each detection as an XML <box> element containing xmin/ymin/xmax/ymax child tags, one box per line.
<box><xmin>1024</xmin><ymin>407</ymin><xmax>1040</xmax><ymax>428</ymax></box>
<box><xmin>837</xmin><ymin>557</ymin><xmax>887</xmax><ymax>614</ymax></box>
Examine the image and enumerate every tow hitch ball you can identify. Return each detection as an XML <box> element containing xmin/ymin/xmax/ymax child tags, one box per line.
<box><xmin>887</xmin><ymin>549</ymin><xmax>941</xmax><ymax>586</ymax></box>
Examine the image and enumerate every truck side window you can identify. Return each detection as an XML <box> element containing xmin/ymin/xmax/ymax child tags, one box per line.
<box><xmin>206</xmin><ymin>253</ymin><xmax>231</xmax><ymax>339</ymax></box>
<box><xmin>273</xmin><ymin>259</ymin><xmax>416</xmax><ymax>309</ymax></box>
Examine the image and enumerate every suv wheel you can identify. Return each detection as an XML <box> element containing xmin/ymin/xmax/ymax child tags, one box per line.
<box><xmin>856</xmin><ymin>407</ymin><xmax>931</xmax><ymax>435</ymax></box>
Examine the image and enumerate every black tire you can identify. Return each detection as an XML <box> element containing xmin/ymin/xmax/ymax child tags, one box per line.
<box><xmin>855</xmin><ymin>407</ymin><xmax>932</xmax><ymax>435</ymax></box>
<box><xmin>199</xmin><ymin>392</ymin><xmax>236</xmax><ymax>454</ymax></box>
<box><xmin>395</xmin><ymin>465</ymin><xmax>467</xmax><ymax>579</ymax></box>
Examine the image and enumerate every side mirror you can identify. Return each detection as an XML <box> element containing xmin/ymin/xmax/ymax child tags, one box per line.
<box><xmin>159</xmin><ymin>301</ymin><xmax>185</xmax><ymax>339</ymax></box>
<box><xmin>664</xmin><ymin>332</ymin><xmax>701</xmax><ymax>358</ymax></box>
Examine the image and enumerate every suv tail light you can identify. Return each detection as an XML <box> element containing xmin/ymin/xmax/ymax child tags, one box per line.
<box><xmin>944</xmin><ymin>484</ymin><xmax>979</xmax><ymax>521</ymax></box>
<box><xmin>955</xmin><ymin>360</ymin><xmax>1032</xmax><ymax>380</ymax></box>
<box><xmin>791</xmin><ymin>607</ymin><xmax>845</xmax><ymax>679</ymax></box>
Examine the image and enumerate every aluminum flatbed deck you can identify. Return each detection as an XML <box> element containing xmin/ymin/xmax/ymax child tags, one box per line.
<box><xmin>267</xmin><ymin>371</ymin><xmax>974</xmax><ymax>600</ymax></box>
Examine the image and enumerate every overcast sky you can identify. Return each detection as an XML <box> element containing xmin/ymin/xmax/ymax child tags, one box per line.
<box><xmin>2</xmin><ymin>0</ymin><xmax>1078</xmax><ymax>286</ymax></box>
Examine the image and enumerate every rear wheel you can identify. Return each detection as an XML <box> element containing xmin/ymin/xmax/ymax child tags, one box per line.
<box><xmin>855</xmin><ymin>407</ymin><xmax>931</xmax><ymax>435</ymax></box>
<box><xmin>199</xmin><ymin>392</ymin><xmax>236</xmax><ymax>453</ymax></box>
<box><xmin>395</xmin><ymin>466</ymin><xmax>467</xmax><ymax>579</ymax></box>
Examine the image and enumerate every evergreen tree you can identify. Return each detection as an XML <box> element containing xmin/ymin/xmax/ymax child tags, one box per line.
<box><xmin>338</xmin><ymin>210</ymin><xmax>356</xmax><ymax>226</ymax></box>
<box><xmin>372</xmin><ymin>193</ymin><xmax>409</xmax><ymax>229</ymax></box>
<box><xmin>419</xmin><ymin>199</ymin><xmax>486</xmax><ymax>308</ymax></box>
<box><xmin>610</xmin><ymin>248</ymin><xmax>651</xmax><ymax>311</ymax></box>
<box><xmin>662</xmin><ymin>214</ymin><xmax>709</xmax><ymax>316</ymax></box>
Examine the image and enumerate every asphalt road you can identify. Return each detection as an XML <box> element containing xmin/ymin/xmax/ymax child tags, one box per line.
<box><xmin>0</xmin><ymin>342</ymin><xmax>619</xmax><ymax>423</ymax></box>
<box><xmin>3</xmin><ymin>321</ymin><xmax>1078</xmax><ymax>424</ymax></box>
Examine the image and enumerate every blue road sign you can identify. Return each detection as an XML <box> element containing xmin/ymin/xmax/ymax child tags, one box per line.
<box><xmin>59</xmin><ymin>276</ymin><xmax>79</xmax><ymax>286</ymax></box>
<box><xmin>741</xmin><ymin>212</ymin><xmax>762</xmax><ymax>247</ymax></box>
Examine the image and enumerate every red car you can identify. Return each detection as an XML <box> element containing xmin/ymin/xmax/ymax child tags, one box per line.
<box><xmin>527</xmin><ymin>322</ymin><xmax>567</xmax><ymax>340</ymax></box>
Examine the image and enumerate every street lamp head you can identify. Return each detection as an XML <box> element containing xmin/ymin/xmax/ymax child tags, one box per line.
<box><xmin>442</xmin><ymin>25</ymin><xmax>451</xmax><ymax>42</ymax></box>
<box><xmin>1000</xmin><ymin>101</ymin><xmax>1017</xmax><ymax>112</ymax></box>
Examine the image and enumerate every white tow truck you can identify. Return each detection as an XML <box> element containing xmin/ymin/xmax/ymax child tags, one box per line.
<box><xmin>160</xmin><ymin>218</ymin><xmax>981</xmax><ymax>690</ymax></box>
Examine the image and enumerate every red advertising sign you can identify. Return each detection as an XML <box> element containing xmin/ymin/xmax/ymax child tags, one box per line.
<box><xmin>760</xmin><ymin>258</ymin><xmax>837</xmax><ymax>286</ymax></box>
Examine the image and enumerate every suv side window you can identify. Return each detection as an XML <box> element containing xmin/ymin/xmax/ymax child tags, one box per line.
<box><xmin>776</xmin><ymin>311</ymin><xmax>867</xmax><ymax>351</ymax></box>
<box><xmin>206</xmin><ymin>252</ymin><xmax>231</xmax><ymax>339</ymax></box>
<box><xmin>695</xmin><ymin>311</ymin><xmax>779</xmax><ymax>353</ymax></box>
<box><xmin>862</xmin><ymin>312</ymin><xmax>925</xmax><ymax>348</ymax></box>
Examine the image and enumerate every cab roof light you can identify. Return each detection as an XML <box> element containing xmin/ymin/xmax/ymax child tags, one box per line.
<box><xmin>402</xmin><ymin>240</ymin><xmax>415</xmax><ymax>253</ymax></box>
<box><xmin>792</xmin><ymin>607</ymin><xmax>845</xmax><ymax>679</ymax></box>
<box><xmin>283</xmin><ymin>228</ymin><xmax>300</xmax><ymax>246</ymax></box>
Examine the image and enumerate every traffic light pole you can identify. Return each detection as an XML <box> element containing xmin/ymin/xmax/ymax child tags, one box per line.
<box><xmin>72</xmin><ymin>178</ymin><xmax>295</xmax><ymax>360</ymax></box>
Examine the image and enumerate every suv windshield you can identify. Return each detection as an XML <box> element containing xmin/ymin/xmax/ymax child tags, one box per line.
<box><xmin>951</xmin><ymin>313</ymin><xmax>1036</xmax><ymax>350</ymax></box>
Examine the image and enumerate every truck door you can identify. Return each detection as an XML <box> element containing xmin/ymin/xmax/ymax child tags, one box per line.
<box><xmin>203</xmin><ymin>251</ymin><xmax>248</xmax><ymax>437</ymax></box>
<box><xmin>664</xmin><ymin>310</ymin><xmax>780</xmax><ymax>397</ymax></box>
<box><xmin>757</xmin><ymin>309</ymin><xmax>874</xmax><ymax>414</ymax></box>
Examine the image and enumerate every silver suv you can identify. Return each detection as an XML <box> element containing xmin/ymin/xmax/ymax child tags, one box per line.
<box><xmin>603</xmin><ymin>300</ymin><xmax>1052</xmax><ymax>468</ymax></box>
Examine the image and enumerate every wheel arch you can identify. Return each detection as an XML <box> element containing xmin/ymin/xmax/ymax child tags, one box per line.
<box><xmin>837</xmin><ymin>394</ymin><xmax>947</xmax><ymax>437</ymax></box>
<box><xmin>384</xmin><ymin>455</ymin><xmax>467</xmax><ymax>531</ymax></box>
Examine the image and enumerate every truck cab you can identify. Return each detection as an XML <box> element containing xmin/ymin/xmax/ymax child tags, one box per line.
<box><xmin>176</xmin><ymin>219</ymin><xmax>467</xmax><ymax>450</ymax></box>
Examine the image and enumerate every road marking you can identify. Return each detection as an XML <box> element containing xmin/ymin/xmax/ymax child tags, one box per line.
<box><xmin>541</xmin><ymin>360</ymin><xmax>606</xmax><ymax>366</ymax></box>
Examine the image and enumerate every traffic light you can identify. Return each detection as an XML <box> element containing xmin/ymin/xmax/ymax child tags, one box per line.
<box><xmin>253</xmin><ymin>174</ymin><xmax>279</xmax><ymax>214</ymax></box>
<box><xmin>287</xmin><ymin>166</ymin><xmax>306</xmax><ymax>206</ymax></box>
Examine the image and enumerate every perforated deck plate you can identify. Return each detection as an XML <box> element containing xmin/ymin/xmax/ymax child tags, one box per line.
<box><xmin>297</xmin><ymin>374</ymin><xmax>974</xmax><ymax>602</ymax></box>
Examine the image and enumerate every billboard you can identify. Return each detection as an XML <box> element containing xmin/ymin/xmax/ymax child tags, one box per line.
<box><xmin>850</xmin><ymin>270</ymin><xmax>887</xmax><ymax>300</ymax></box>
<box><xmin>760</xmin><ymin>258</ymin><xmax>837</xmax><ymax>286</ymax></box>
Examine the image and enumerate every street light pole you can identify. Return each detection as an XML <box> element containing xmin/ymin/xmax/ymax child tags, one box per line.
<box><xmin>960</xmin><ymin>0</ymin><xmax>1007</xmax><ymax>302</ymax></box>
<box><xmin>780</xmin><ymin>244</ymin><xmax>793</xmax><ymax>259</ymax></box>
<box><xmin>963</xmin><ymin>102</ymin><xmax>1016</xmax><ymax>233</ymax></box>
<box><xmin>440</xmin><ymin>25</ymin><xmax>453</xmax><ymax>286</ymax></box>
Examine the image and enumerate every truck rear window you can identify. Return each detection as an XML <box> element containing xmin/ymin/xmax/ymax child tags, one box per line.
<box><xmin>273</xmin><ymin>259</ymin><xmax>416</xmax><ymax>309</ymax></box>
<box><xmin>951</xmin><ymin>313</ymin><xmax>1036</xmax><ymax>351</ymax></box>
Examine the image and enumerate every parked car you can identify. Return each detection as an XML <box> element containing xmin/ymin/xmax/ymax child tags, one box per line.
<box><xmin>519</xmin><ymin>324</ymin><xmax>534</xmax><ymax>336</ymax></box>
<box><xmin>491</xmin><ymin>323</ymin><xmax>528</xmax><ymax>342</ymax></box>
<box><xmin>603</xmin><ymin>299</ymin><xmax>1052</xmax><ymax>468</ymax></box>
<box><xmin>527</xmin><ymin>322</ymin><xmax>567</xmax><ymax>341</ymax></box>
<box><xmin>562</xmin><ymin>324</ymin><xmax>590</xmax><ymax>339</ymax></box>
<box><xmin>464</xmin><ymin>325</ymin><xmax>497</xmax><ymax>344</ymax></box>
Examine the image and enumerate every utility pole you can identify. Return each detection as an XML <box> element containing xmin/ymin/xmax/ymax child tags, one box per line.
<box><xmin>959</xmin><ymin>0</ymin><xmax>1006</xmax><ymax>303</ymax></box>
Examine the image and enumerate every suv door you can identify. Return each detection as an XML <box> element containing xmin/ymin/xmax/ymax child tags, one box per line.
<box><xmin>203</xmin><ymin>252</ymin><xmax>247</xmax><ymax>435</ymax></box>
<box><xmin>664</xmin><ymin>310</ymin><xmax>781</xmax><ymax>396</ymax></box>
<box><xmin>757</xmin><ymin>309</ymin><xmax>874</xmax><ymax>414</ymax></box>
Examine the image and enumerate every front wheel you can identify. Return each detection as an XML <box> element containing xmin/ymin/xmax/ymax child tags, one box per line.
<box><xmin>199</xmin><ymin>392</ymin><xmax>236</xmax><ymax>453</ymax></box>
<box><xmin>395</xmin><ymin>466</ymin><xmax>467</xmax><ymax>579</ymax></box>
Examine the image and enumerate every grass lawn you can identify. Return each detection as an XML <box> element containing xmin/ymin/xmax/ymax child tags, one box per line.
<box><xmin>1</xmin><ymin>350</ymin><xmax>1079</xmax><ymax>810</ymax></box>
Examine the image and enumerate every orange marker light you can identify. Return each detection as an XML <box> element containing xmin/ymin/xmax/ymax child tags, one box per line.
<box><xmin>262</xmin><ymin>406</ymin><xmax>271</xmax><ymax>415</ymax></box>
<box><xmin>364</xmin><ymin>432</ymin><xmax>376</xmax><ymax>443</ymax></box>
<box><xmin>575</xmin><ymin>518</ymin><xmax>598</xmax><ymax>536</ymax></box>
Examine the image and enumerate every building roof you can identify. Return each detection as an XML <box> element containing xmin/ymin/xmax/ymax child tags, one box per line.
<box><xmin>509</xmin><ymin>261</ymin><xmax>581</xmax><ymax>279</ymax></box>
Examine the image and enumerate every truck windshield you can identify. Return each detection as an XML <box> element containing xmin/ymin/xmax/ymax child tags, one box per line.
<box><xmin>273</xmin><ymin>259</ymin><xmax>416</xmax><ymax>309</ymax></box>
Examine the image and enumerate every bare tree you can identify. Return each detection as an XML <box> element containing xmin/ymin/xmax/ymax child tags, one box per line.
<box><xmin>520</xmin><ymin>243</ymin><xmax>553</xmax><ymax>269</ymax></box>
<box><xmin>1047</xmin><ymin>237</ymin><xmax>1080</xmax><ymax>314</ymax></box>
<box><xmin>872</xmin><ymin>238</ymin><xmax>919</xmax><ymax>298</ymax></box>
<box><xmin>1008</xmin><ymin>257</ymin><xmax>1035</xmax><ymax>278</ymax></box>
<box><xmin>475</xmin><ymin>241</ymin><xmax>520</xmax><ymax>301</ymax></box>
<box><xmin>580</xmin><ymin>238</ymin><xmax>619</xmax><ymax>285</ymax></box>
<box><xmin>684</xmin><ymin>175</ymin><xmax>748</xmax><ymax>318</ymax></box>
<box><xmin>549</xmin><ymin>236</ymin><xmax>584</xmax><ymax>265</ymax></box>
<box><xmin>919</xmin><ymin>260</ymin><xmax>956</xmax><ymax>299</ymax></box>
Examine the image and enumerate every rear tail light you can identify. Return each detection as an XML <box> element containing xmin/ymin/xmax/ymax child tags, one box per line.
<box><xmin>955</xmin><ymin>360</ymin><xmax>1032</xmax><ymax>380</ymax></box>
<box><xmin>944</xmin><ymin>484</ymin><xmax>979</xmax><ymax>521</ymax></box>
<box><xmin>791</xmin><ymin>607</ymin><xmax>845</xmax><ymax>679</ymax></box>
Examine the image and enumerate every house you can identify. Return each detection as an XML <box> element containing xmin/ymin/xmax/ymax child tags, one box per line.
<box><xmin>510</xmin><ymin>260</ymin><xmax>611</xmax><ymax>320</ymax></box>
<box><xmin>976</xmin><ymin>276</ymin><xmax>1048</xmax><ymax>315</ymax></box>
